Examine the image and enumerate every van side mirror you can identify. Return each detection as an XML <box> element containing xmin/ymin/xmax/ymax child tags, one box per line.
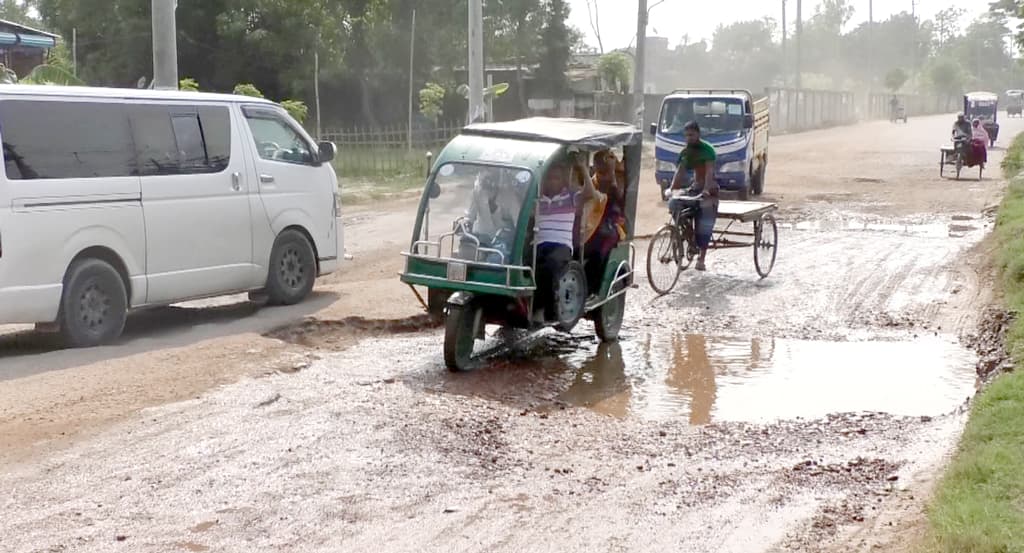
<box><xmin>649</xmin><ymin>123</ymin><xmax>657</xmax><ymax>136</ymax></box>
<box><xmin>318</xmin><ymin>141</ymin><xmax>337</xmax><ymax>163</ymax></box>
<box><xmin>743</xmin><ymin>115</ymin><xmax>754</xmax><ymax>129</ymax></box>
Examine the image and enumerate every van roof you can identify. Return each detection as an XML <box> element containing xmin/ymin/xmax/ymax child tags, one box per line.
<box><xmin>0</xmin><ymin>84</ymin><xmax>278</xmax><ymax>105</ymax></box>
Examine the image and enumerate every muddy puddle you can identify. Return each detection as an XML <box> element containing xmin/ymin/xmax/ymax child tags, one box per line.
<box><xmin>556</xmin><ymin>332</ymin><xmax>976</xmax><ymax>424</ymax></box>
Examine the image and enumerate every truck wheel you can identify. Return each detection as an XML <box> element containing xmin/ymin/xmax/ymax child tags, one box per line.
<box><xmin>738</xmin><ymin>177</ymin><xmax>752</xmax><ymax>201</ymax></box>
<box><xmin>266</xmin><ymin>230</ymin><xmax>317</xmax><ymax>306</ymax></box>
<box><xmin>59</xmin><ymin>258</ymin><xmax>128</xmax><ymax>348</ymax></box>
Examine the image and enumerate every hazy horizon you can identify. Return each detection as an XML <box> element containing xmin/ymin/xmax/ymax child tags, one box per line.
<box><xmin>568</xmin><ymin>0</ymin><xmax>996</xmax><ymax>51</ymax></box>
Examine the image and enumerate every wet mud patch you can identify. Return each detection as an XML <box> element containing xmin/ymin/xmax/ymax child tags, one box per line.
<box><xmin>264</xmin><ymin>314</ymin><xmax>441</xmax><ymax>349</ymax></box>
<box><xmin>407</xmin><ymin>331</ymin><xmax>599</xmax><ymax>410</ymax></box>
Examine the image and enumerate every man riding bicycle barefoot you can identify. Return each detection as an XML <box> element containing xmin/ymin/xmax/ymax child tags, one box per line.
<box><xmin>666</xmin><ymin>121</ymin><xmax>718</xmax><ymax>272</ymax></box>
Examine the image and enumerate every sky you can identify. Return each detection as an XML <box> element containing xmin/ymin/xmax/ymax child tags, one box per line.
<box><xmin>567</xmin><ymin>0</ymin><xmax>996</xmax><ymax>51</ymax></box>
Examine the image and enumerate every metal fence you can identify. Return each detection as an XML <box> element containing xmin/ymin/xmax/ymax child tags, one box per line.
<box><xmin>764</xmin><ymin>88</ymin><xmax>857</xmax><ymax>134</ymax></box>
<box><xmin>321</xmin><ymin>121</ymin><xmax>462</xmax><ymax>177</ymax></box>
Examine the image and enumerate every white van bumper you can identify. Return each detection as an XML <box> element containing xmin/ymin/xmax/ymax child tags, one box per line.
<box><xmin>0</xmin><ymin>284</ymin><xmax>61</xmax><ymax>324</ymax></box>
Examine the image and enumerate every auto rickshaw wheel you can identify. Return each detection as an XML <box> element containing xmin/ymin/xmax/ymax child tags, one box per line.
<box><xmin>554</xmin><ymin>261</ymin><xmax>587</xmax><ymax>332</ymax></box>
<box><xmin>444</xmin><ymin>301</ymin><xmax>482</xmax><ymax>372</ymax></box>
<box><xmin>594</xmin><ymin>280</ymin><xmax>627</xmax><ymax>342</ymax></box>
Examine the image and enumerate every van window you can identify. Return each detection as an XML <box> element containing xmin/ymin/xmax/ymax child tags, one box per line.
<box><xmin>1</xmin><ymin>100</ymin><xmax>135</xmax><ymax>180</ymax></box>
<box><xmin>128</xmin><ymin>105</ymin><xmax>231</xmax><ymax>176</ymax></box>
<box><xmin>172</xmin><ymin>114</ymin><xmax>208</xmax><ymax>169</ymax></box>
<box><xmin>244</xmin><ymin>110</ymin><xmax>314</xmax><ymax>165</ymax></box>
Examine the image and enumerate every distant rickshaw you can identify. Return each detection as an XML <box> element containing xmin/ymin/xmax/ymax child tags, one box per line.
<box><xmin>1006</xmin><ymin>90</ymin><xmax>1023</xmax><ymax>118</ymax></box>
<box><xmin>399</xmin><ymin>118</ymin><xmax>642</xmax><ymax>371</ymax></box>
<box><xmin>965</xmin><ymin>91</ymin><xmax>999</xmax><ymax>147</ymax></box>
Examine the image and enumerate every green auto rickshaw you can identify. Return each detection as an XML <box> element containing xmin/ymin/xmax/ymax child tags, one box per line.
<box><xmin>399</xmin><ymin>118</ymin><xmax>642</xmax><ymax>371</ymax></box>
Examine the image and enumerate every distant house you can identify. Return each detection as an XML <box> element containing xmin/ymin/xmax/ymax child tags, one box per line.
<box><xmin>0</xmin><ymin>19</ymin><xmax>59</xmax><ymax>78</ymax></box>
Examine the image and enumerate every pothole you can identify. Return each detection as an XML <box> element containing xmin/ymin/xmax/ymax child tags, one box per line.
<box><xmin>265</xmin><ymin>314</ymin><xmax>441</xmax><ymax>349</ymax></box>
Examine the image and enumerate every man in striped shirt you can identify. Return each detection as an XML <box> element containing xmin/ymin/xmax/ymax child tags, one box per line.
<box><xmin>535</xmin><ymin>154</ymin><xmax>595</xmax><ymax>318</ymax></box>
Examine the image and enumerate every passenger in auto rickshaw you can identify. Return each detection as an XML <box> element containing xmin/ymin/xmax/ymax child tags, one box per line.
<box><xmin>970</xmin><ymin>118</ymin><xmax>989</xmax><ymax>167</ymax></box>
<box><xmin>535</xmin><ymin>154</ymin><xmax>595</xmax><ymax>317</ymax></box>
<box><xmin>581</xmin><ymin>149</ymin><xmax>626</xmax><ymax>292</ymax></box>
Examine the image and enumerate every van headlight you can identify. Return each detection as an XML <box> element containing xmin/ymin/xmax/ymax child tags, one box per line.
<box><xmin>657</xmin><ymin>160</ymin><xmax>676</xmax><ymax>173</ymax></box>
<box><xmin>719</xmin><ymin>161</ymin><xmax>745</xmax><ymax>173</ymax></box>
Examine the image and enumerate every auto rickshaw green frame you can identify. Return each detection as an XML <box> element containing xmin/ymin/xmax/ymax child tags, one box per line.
<box><xmin>398</xmin><ymin>117</ymin><xmax>643</xmax><ymax>371</ymax></box>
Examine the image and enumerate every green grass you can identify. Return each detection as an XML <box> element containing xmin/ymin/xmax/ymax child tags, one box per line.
<box><xmin>333</xmin><ymin>148</ymin><xmax>430</xmax><ymax>204</ymax></box>
<box><xmin>926</xmin><ymin>134</ymin><xmax>1024</xmax><ymax>553</ymax></box>
<box><xmin>1003</xmin><ymin>133</ymin><xmax>1024</xmax><ymax>179</ymax></box>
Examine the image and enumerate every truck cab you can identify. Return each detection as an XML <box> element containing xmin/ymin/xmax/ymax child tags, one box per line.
<box><xmin>650</xmin><ymin>89</ymin><xmax>770</xmax><ymax>200</ymax></box>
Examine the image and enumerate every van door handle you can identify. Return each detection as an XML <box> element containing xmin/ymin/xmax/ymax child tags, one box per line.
<box><xmin>231</xmin><ymin>172</ymin><xmax>242</xmax><ymax>191</ymax></box>
<box><xmin>259</xmin><ymin>173</ymin><xmax>276</xmax><ymax>184</ymax></box>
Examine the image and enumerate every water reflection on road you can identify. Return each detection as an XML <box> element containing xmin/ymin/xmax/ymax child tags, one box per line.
<box><xmin>559</xmin><ymin>332</ymin><xmax>976</xmax><ymax>424</ymax></box>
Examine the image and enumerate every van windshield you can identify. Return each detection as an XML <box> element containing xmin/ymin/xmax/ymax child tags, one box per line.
<box><xmin>421</xmin><ymin>163</ymin><xmax>531</xmax><ymax>264</ymax></box>
<box><xmin>660</xmin><ymin>98</ymin><xmax>746</xmax><ymax>136</ymax></box>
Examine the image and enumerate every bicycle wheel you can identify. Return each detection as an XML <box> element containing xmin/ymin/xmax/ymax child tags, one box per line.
<box><xmin>647</xmin><ymin>224</ymin><xmax>683</xmax><ymax>295</ymax></box>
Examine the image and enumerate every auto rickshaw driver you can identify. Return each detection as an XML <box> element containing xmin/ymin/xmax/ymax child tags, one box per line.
<box><xmin>457</xmin><ymin>167</ymin><xmax>523</xmax><ymax>262</ymax></box>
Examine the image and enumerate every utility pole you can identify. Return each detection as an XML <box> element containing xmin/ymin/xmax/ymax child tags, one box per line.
<box><xmin>408</xmin><ymin>9</ymin><xmax>416</xmax><ymax>150</ymax></box>
<box><xmin>632</xmin><ymin>0</ymin><xmax>647</xmax><ymax>129</ymax></box>
<box><xmin>868</xmin><ymin>0</ymin><xmax>873</xmax><ymax>90</ymax></box>
<box><xmin>72</xmin><ymin>28</ymin><xmax>77</xmax><ymax>76</ymax></box>
<box><xmin>151</xmin><ymin>0</ymin><xmax>178</xmax><ymax>90</ymax></box>
<box><xmin>314</xmin><ymin>45</ymin><xmax>321</xmax><ymax>139</ymax></box>
<box><xmin>468</xmin><ymin>0</ymin><xmax>484</xmax><ymax>124</ymax></box>
<box><xmin>795</xmin><ymin>0</ymin><xmax>802</xmax><ymax>89</ymax></box>
<box><xmin>781</xmin><ymin>1</ymin><xmax>787</xmax><ymax>87</ymax></box>
<box><xmin>911</xmin><ymin>0</ymin><xmax>918</xmax><ymax>18</ymax></box>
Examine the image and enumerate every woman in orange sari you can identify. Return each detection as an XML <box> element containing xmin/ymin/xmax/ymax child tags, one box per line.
<box><xmin>581</xmin><ymin>150</ymin><xmax>627</xmax><ymax>292</ymax></box>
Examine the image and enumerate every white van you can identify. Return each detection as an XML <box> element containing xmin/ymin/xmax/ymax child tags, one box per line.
<box><xmin>0</xmin><ymin>85</ymin><xmax>343</xmax><ymax>347</ymax></box>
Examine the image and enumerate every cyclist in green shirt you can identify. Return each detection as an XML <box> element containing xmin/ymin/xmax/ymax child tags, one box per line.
<box><xmin>667</xmin><ymin>121</ymin><xmax>718</xmax><ymax>271</ymax></box>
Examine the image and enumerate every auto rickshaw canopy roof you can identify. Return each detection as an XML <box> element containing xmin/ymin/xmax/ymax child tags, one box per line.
<box><xmin>461</xmin><ymin>117</ymin><xmax>642</xmax><ymax>151</ymax></box>
<box><xmin>966</xmin><ymin>91</ymin><xmax>999</xmax><ymax>103</ymax></box>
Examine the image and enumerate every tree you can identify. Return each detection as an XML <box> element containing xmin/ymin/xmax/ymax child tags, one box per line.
<box><xmin>536</xmin><ymin>0</ymin><xmax>572</xmax><ymax>97</ymax></box>
<box><xmin>584</xmin><ymin>0</ymin><xmax>603</xmax><ymax>54</ymax></box>
<box><xmin>884</xmin><ymin>68</ymin><xmax>908</xmax><ymax>91</ymax></box>
<box><xmin>0</xmin><ymin>0</ymin><xmax>40</xmax><ymax>26</ymax></box>
<box><xmin>281</xmin><ymin>99</ymin><xmax>308</xmax><ymax>123</ymax></box>
<box><xmin>419</xmin><ymin>82</ymin><xmax>445</xmax><ymax>122</ymax></box>
<box><xmin>20</xmin><ymin>64</ymin><xmax>85</xmax><ymax>85</ymax></box>
<box><xmin>596</xmin><ymin>51</ymin><xmax>630</xmax><ymax>93</ymax></box>
<box><xmin>233</xmin><ymin>83</ymin><xmax>264</xmax><ymax>98</ymax></box>
<box><xmin>934</xmin><ymin>6</ymin><xmax>967</xmax><ymax>50</ymax></box>
<box><xmin>179</xmin><ymin>78</ymin><xmax>200</xmax><ymax>91</ymax></box>
<box><xmin>928</xmin><ymin>57</ymin><xmax>965</xmax><ymax>101</ymax></box>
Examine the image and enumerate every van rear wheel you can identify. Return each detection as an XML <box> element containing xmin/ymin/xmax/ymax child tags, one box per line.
<box><xmin>267</xmin><ymin>230</ymin><xmax>317</xmax><ymax>305</ymax></box>
<box><xmin>59</xmin><ymin>259</ymin><xmax>128</xmax><ymax>348</ymax></box>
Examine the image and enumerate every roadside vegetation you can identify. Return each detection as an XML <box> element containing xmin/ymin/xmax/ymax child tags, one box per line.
<box><xmin>926</xmin><ymin>132</ymin><xmax>1024</xmax><ymax>553</ymax></box>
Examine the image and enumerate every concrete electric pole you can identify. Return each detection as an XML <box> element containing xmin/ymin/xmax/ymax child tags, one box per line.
<box><xmin>632</xmin><ymin>0</ymin><xmax>647</xmax><ymax>129</ymax></box>
<box><xmin>468</xmin><ymin>0</ymin><xmax>485</xmax><ymax>124</ymax></box>
<box><xmin>151</xmin><ymin>0</ymin><xmax>178</xmax><ymax>90</ymax></box>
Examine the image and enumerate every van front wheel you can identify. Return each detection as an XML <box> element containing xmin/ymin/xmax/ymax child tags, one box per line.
<box><xmin>267</xmin><ymin>230</ymin><xmax>317</xmax><ymax>305</ymax></box>
<box><xmin>60</xmin><ymin>259</ymin><xmax>128</xmax><ymax>348</ymax></box>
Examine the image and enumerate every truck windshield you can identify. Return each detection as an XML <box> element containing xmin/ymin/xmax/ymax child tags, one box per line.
<box><xmin>660</xmin><ymin>98</ymin><xmax>746</xmax><ymax>135</ymax></box>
